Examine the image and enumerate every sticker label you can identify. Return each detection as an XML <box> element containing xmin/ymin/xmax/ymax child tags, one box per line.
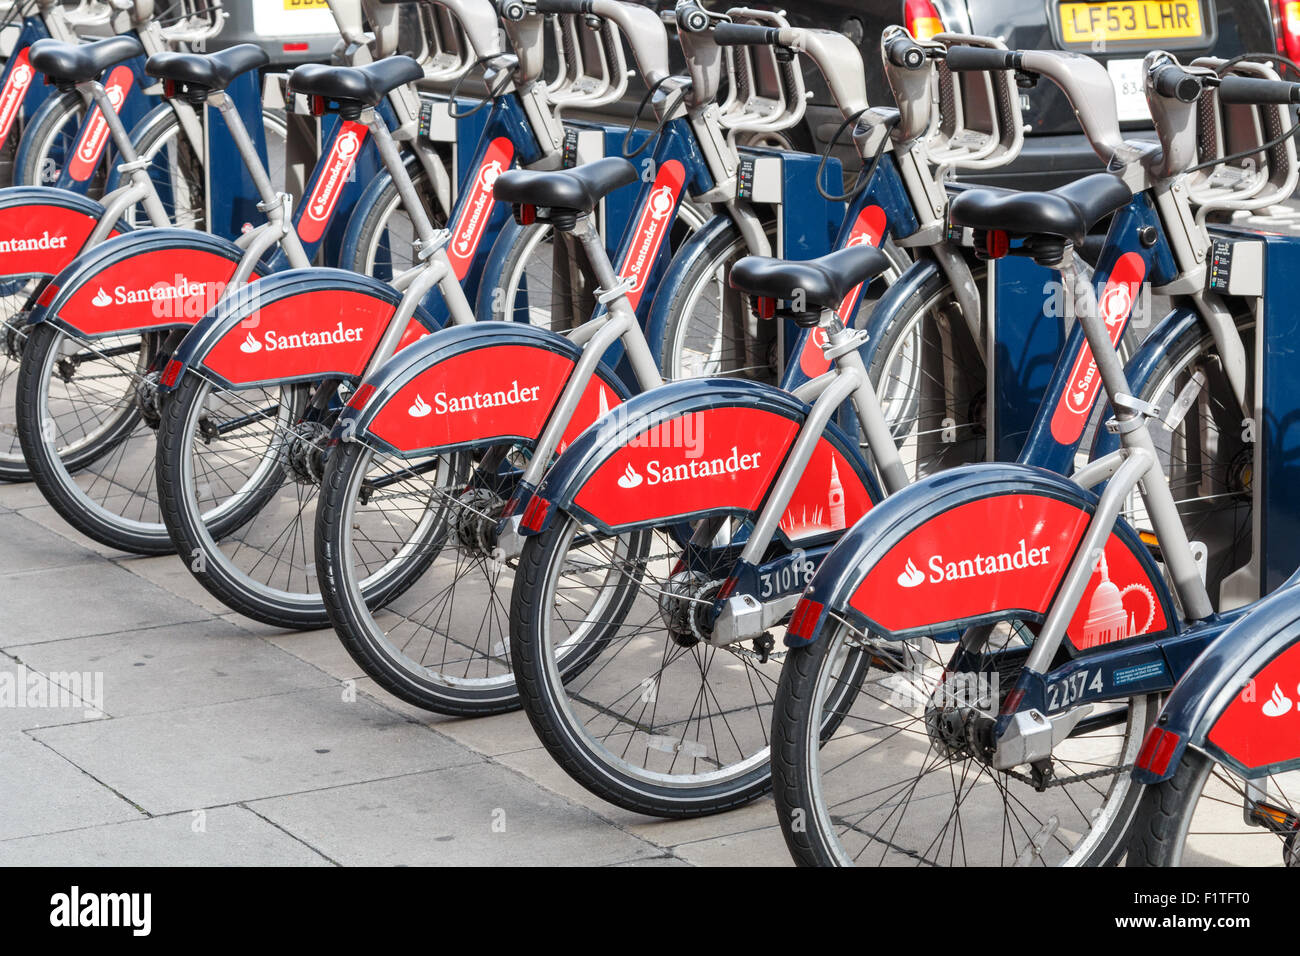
<box><xmin>574</xmin><ymin>407</ymin><xmax>797</xmax><ymax>527</ymax></box>
<box><xmin>446</xmin><ymin>137</ymin><xmax>513</xmax><ymax>280</ymax></box>
<box><xmin>298</xmin><ymin>121</ymin><xmax>367</xmax><ymax>244</ymax></box>
<box><xmin>0</xmin><ymin>49</ymin><xmax>35</xmax><ymax>148</ymax></box>
<box><xmin>68</xmin><ymin>65</ymin><xmax>134</xmax><ymax>183</ymax></box>
<box><xmin>57</xmin><ymin>247</ymin><xmax>241</xmax><ymax>335</ymax></box>
<box><xmin>615</xmin><ymin>159</ymin><xmax>685</xmax><ymax>312</ymax></box>
<box><xmin>1049</xmin><ymin>251</ymin><xmax>1147</xmax><ymax>445</ymax></box>
<box><xmin>1209</xmin><ymin>641</ymin><xmax>1300</xmax><ymax>770</ymax></box>
<box><xmin>201</xmin><ymin>288</ymin><xmax>396</xmax><ymax>384</ymax></box>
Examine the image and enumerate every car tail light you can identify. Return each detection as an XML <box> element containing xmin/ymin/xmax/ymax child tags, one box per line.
<box><xmin>283</xmin><ymin>42</ymin><xmax>310</xmax><ymax>53</ymax></box>
<box><xmin>904</xmin><ymin>0</ymin><xmax>944</xmax><ymax>41</ymax></box>
<box><xmin>1273</xmin><ymin>0</ymin><xmax>1300</xmax><ymax>60</ymax></box>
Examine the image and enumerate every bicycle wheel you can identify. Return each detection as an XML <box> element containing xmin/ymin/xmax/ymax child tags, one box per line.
<box><xmin>1123</xmin><ymin>317</ymin><xmax>1253</xmax><ymax>611</ymax></box>
<box><xmin>481</xmin><ymin>204</ymin><xmax>707</xmax><ymax>331</ymax></box>
<box><xmin>156</xmin><ymin>373</ymin><xmax>377</xmax><ymax>628</ymax></box>
<box><xmin>510</xmin><ymin>510</ymin><xmax>873</xmax><ymax>816</ymax></box>
<box><xmin>345</xmin><ymin>164</ymin><xmax>446</xmax><ymax>281</ymax></box>
<box><xmin>0</xmin><ymin>277</ymin><xmax>41</xmax><ymax>480</ymax></box>
<box><xmin>316</xmin><ymin>439</ymin><xmax>614</xmax><ymax>714</ymax></box>
<box><xmin>15</xmin><ymin>323</ymin><xmax>174</xmax><ymax>552</ymax></box>
<box><xmin>771</xmin><ymin>616</ymin><xmax>1156</xmax><ymax>865</ymax></box>
<box><xmin>1126</xmin><ymin>749</ymin><xmax>1300</xmax><ymax>866</ymax></box>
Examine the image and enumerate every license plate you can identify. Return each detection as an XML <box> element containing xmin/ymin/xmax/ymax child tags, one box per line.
<box><xmin>1059</xmin><ymin>1</ymin><xmax>1204</xmax><ymax>44</ymax></box>
<box><xmin>256</xmin><ymin>0</ymin><xmax>335</xmax><ymax>35</ymax></box>
<box><xmin>283</xmin><ymin>0</ymin><xmax>329</xmax><ymax>8</ymax></box>
<box><xmin>1107</xmin><ymin>58</ymin><xmax>1152</xmax><ymax>122</ymax></box>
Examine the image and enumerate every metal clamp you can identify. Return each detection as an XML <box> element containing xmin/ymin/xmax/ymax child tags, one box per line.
<box><xmin>821</xmin><ymin>328</ymin><xmax>870</xmax><ymax>362</ymax></box>
<box><xmin>414</xmin><ymin>229</ymin><xmax>452</xmax><ymax>262</ymax></box>
<box><xmin>595</xmin><ymin>275</ymin><xmax>636</xmax><ymax>305</ymax></box>
<box><xmin>116</xmin><ymin>156</ymin><xmax>153</xmax><ymax>176</ymax></box>
<box><xmin>1104</xmin><ymin>392</ymin><xmax>1162</xmax><ymax>435</ymax></box>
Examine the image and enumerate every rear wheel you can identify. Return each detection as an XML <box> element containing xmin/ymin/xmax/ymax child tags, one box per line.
<box><xmin>1126</xmin><ymin>749</ymin><xmax>1300</xmax><ymax>866</ymax></box>
<box><xmin>345</xmin><ymin>165</ymin><xmax>446</xmax><ymax>281</ymax></box>
<box><xmin>772</xmin><ymin>616</ymin><xmax>1155</xmax><ymax>865</ymax></box>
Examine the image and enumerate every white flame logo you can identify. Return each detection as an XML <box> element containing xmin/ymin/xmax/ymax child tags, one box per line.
<box><xmin>407</xmin><ymin>394</ymin><xmax>431</xmax><ymax>418</ymax></box>
<box><xmin>616</xmin><ymin>463</ymin><xmax>643</xmax><ymax>489</ymax></box>
<box><xmin>1100</xmin><ymin>284</ymin><xmax>1132</xmax><ymax>327</ymax></box>
<box><xmin>896</xmin><ymin>558</ymin><xmax>925</xmax><ymax>588</ymax></box>
<box><xmin>91</xmin><ymin>287</ymin><xmax>111</xmax><ymax>307</ymax></box>
<box><xmin>239</xmin><ymin>332</ymin><xmax>262</xmax><ymax>354</ymax></box>
<box><xmin>1262</xmin><ymin>682</ymin><xmax>1294</xmax><ymax>718</ymax></box>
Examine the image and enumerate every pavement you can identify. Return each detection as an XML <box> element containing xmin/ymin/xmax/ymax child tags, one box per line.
<box><xmin>0</xmin><ymin>478</ymin><xmax>792</xmax><ymax>867</ymax></box>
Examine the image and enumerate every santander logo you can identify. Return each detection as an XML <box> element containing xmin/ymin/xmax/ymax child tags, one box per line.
<box><xmin>239</xmin><ymin>332</ymin><xmax>262</xmax><ymax>354</ymax></box>
<box><xmin>408</xmin><ymin>394</ymin><xmax>432</xmax><ymax>418</ymax></box>
<box><xmin>616</xmin><ymin>463</ymin><xmax>643</xmax><ymax>489</ymax></box>
<box><xmin>77</xmin><ymin>81</ymin><xmax>126</xmax><ymax>164</ymax></box>
<box><xmin>0</xmin><ymin>58</ymin><xmax>34</xmax><ymax>143</ymax></box>
<box><xmin>897</xmin><ymin>538</ymin><xmax>1054</xmax><ymax>590</ymax></box>
<box><xmin>616</xmin><ymin>160</ymin><xmax>685</xmax><ymax>309</ymax></box>
<box><xmin>91</xmin><ymin>288</ymin><xmax>112</xmax><ymax>307</ymax></box>
<box><xmin>617</xmin><ymin>445</ymin><xmax>762</xmax><ymax>490</ymax></box>
<box><xmin>308</xmin><ymin>130</ymin><xmax>361</xmax><ymax>222</ymax></box>
<box><xmin>896</xmin><ymin>559</ymin><xmax>925</xmax><ymax>588</ymax></box>
<box><xmin>452</xmin><ymin>159</ymin><xmax>504</xmax><ymax>257</ymax></box>
<box><xmin>1262</xmin><ymin>682</ymin><xmax>1295</xmax><ymax>719</ymax></box>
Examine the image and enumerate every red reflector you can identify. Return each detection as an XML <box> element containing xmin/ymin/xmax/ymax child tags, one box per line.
<box><xmin>1150</xmin><ymin>728</ymin><xmax>1180</xmax><ymax>776</ymax></box>
<box><xmin>756</xmin><ymin>296</ymin><xmax>776</xmax><ymax>319</ymax></box>
<box><xmin>347</xmin><ymin>383</ymin><xmax>376</xmax><ymax>410</ymax></box>
<box><xmin>160</xmin><ymin>358</ymin><xmax>184</xmax><ymax>388</ymax></box>
<box><xmin>521</xmin><ymin>495</ymin><xmax>551</xmax><ymax>532</ymax></box>
<box><xmin>1136</xmin><ymin>727</ymin><xmax>1164</xmax><ymax>770</ymax></box>
<box><xmin>311</xmin><ymin>95</ymin><xmax>326</xmax><ymax>117</ymax></box>
<box><xmin>987</xmin><ymin>230</ymin><xmax>1010</xmax><ymax>258</ymax></box>
<box><xmin>283</xmin><ymin>42</ymin><xmax>310</xmax><ymax>52</ymax></box>
<box><xmin>787</xmin><ymin>598</ymin><xmax>823</xmax><ymax>642</ymax></box>
<box><xmin>163</xmin><ymin>78</ymin><xmax>176</xmax><ymax>99</ymax></box>
<box><xmin>515</xmin><ymin>203</ymin><xmax>536</xmax><ymax>225</ymax></box>
<box><xmin>36</xmin><ymin>283</ymin><xmax>59</xmax><ymax>307</ymax></box>
<box><xmin>716</xmin><ymin>576</ymin><xmax>738</xmax><ymax>601</ymax></box>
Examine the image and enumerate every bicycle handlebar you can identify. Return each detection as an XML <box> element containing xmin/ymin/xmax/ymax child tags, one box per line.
<box><xmin>711</xmin><ymin>22</ymin><xmax>786</xmax><ymax>47</ymax></box>
<box><xmin>1217</xmin><ymin>73</ymin><xmax>1300</xmax><ymax>105</ymax></box>
<box><xmin>533</xmin><ymin>0</ymin><xmax>588</xmax><ymax>14</ymax></box>
<box><xmin>883</xmin><ymin>33</ymin><xmax>926</xmax><ymax>70</ymax></box>
<box><xmin>1150</xmin><ymin>62</ymin><xmax>1204</xmax><ymax>103</ymax></box>
<box><xmin>944</xmin><ymin>45</ymin><xmax>1020</xmax><ymax>72</ymax></box>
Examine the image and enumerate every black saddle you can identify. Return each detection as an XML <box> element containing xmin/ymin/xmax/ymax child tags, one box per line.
<box><xmin>729</xmin><ymin>245</ymin><xmax>892</xmax><ymax>313</ymax></box>
<box><xmin>29</xmin><ymin>36</ymin><xmax>144</xmax><ymax>85</ymax></box>
<box><xmin>146</xmin><ymin>44</ymin><xmax>269</xmax><ymax>95</ymax></box>
<box><xmin>493</xmin><ymin>157</ymin><xmax>637</xmax><ymax>214</ymax></box>
<box><xmin>948</xmin><ymin>173</ymin><xmax>1132</xmax><ymax>242</ymax></box>
<box><xmin>289</xmin><ymin>56</ymin><xmax>424</xmax><ymax>109</ymax></box>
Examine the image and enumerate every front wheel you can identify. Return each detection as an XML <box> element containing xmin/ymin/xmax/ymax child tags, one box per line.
<box><xmin>1126</xmin><ymin>749</ymin><xmax>1300</xmax><ymax>866</ymax></box>
<box><xmin>771</xmin><ymin>616</ymin><xmax>1155</xmax><ymax>866</ymax></box>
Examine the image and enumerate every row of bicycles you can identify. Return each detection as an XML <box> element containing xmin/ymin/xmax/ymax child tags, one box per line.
<box><xmin>0</xmin><ymin>0</ymin><xmax>1297</xmax><ymax>867</ymax></box>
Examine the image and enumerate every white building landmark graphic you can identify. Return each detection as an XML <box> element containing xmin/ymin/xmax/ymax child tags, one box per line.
<box><xmin>1077</xmin><ymin>552</ymin><xmax>1156</xmax><ymax>648</ymax></box>
<box><xmin>779</xmin><ymin>457</ymin><xmax>847</xmax><ymax>538</ymax></box>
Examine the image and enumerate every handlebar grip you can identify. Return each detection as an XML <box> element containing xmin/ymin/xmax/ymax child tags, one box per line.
<box><xmin>944</xmin><ymin>45</ymin><xmax>1019</xmax><ymax>72</ymax></box>
<box><xmin>1150</xmin><ymin>63</ymin><xmax>1203</xmax><ymax>103</ymax></box>
<box><xmin>884</xmin><ymin>34</ymin><xmax>927</xmax><ymax>70</ymax></box>
<box><xmin>1217</xmin><ymin>73</ymin><xmax>1300</xmax><ymax>105</ymax></box>
<box><xmin>712</xmin><ymin>22</ymin><xmax>782</xmax><ymax>47</ymax></box>
<box><xmin>495</xmin><ymin>0</ymin><xmax>529</xmax><ymax>20</ymax></box>
<box><xmin>534</xmin><ymin>0</ymin><xmax>591</xmax><ymax>14</ymax></box>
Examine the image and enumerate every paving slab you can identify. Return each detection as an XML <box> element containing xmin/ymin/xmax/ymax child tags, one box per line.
<box><xmin>0</xmin><ymin>731</ymin><xmax>142</xmax><ymax>841</ymax></box>
<box><xmin>0</xmin><ymin>561</ymin><xmax>211</xmax><ymax>648</ymax></box>
<box><xmin>0</xmin><ymin>650</ymin><xmax>105</xmax><ymax>731</ymax></box>
<box><xmin>6</xmin><ymin>619</ymin><xmax>335</xmax><ymax>717</ymax></box>
<box><xmin>30</xmin><ymin>686</ymin><xmax>482</xmax><ymax>815</ymax></box>
<box><xmin>113</xmin><ymin>553</ymin><xmax>244</xmax><ymax>617</ymax></box>
<box><xmin>249</xmin><ymin>762</ymin><xmax>666</xmax><ymax>866</ymax></box>
<box><xmin>0</xmin><ymin>805</ymin><xmax>333</xmax><ymax>866</ymax></box>
<box><xmin>0</xmin><ymin>511</ymin><xmax>100</xmax><ymax>571</ymax></box>
<box><xmin>257</xmin><ymin>623</ymin><xmax>368</xmax><ymax>682</ymax></box>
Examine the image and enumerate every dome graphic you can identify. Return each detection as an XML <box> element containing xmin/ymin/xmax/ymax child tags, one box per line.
<box><xmin>1077</xmin><ymin>552</ymin><xmax>1155</xmax><ymax>649</ymax></box>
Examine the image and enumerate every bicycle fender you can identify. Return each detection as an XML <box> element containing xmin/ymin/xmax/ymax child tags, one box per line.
<box><xmin>1133</xmin><ymin>584</ymin><xmax>1300</xmax><ymax>783</ymax></box>
<box><xmin>526</xmin><ymin>378</ymin><xmax>881</xmax><ymax>537</ymax></box>
<box><xmin>1091</xmin><ymin>305</ymin><xmax>1201</xmax><ymax>459</ymax></box>
<box><xmin>332</xmin><ymin>322</ymin><xmax>630</xmax><ymax>458</ymax></box>
<box><xmin>30</xmin><ymin>229</ymin><xmax>251</xmax><ymax>338</ymax></box>
<box><xmin>165</xmin><ymin>268</ymin><xmax>437</xmax><ymax>392</ymax></box>
<box><xmin>0</xmin><ymin>186</ymin><xmax>129</xmax><ymax>279</ymax></box>
<box><xmin>784</xmin><ymin>463</ymin><xmax>1177</xmax><ymax>650</ymax></box>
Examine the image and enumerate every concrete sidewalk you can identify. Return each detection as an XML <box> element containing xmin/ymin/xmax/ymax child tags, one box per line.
<box><xmin>0</xmin><ymin>482</ymin><xmax>791</xmax><ymax>866</ymax></box>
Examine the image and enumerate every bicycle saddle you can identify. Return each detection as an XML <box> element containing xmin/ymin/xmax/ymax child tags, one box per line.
<box><xmin>729</xmin><ymin>245</ymin><xmax>892</xmax><ymax>313</ymax></box>
<box><xmin>29</xmin><ymin>36</ymin><xmax>144</xmax><ymax>85</ymax></box>
<box><xmin>948</xmin><ymin>173</ymin><xmax>1132</xmax><ymax>242</ymax></box>
<box><xmin>288</xmin><ymin>57</ymin><xmax>424</xmax><ymax>108</ymax></box>
<box><xmin>493</xmin><ymin>157</ymin><xmax>638</xmax><ymax>214</ymax></box>
<box><xmin>146</xmin><ymin>44</ymin><xmax>269</xmax><ymax>93</ymax></box>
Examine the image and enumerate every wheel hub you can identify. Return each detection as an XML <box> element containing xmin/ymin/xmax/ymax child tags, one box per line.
<box><xmin>1227</xmin><ymin>444</ymin><xmax>1253</xmax><ymax>499</ymax></box>
<box><xmin>658</xmin><ymin>570</ymin><xmax>721</xmax><ymax>647</ymax></box>
<box><xmin>453</xmin><ymin>487</ymin><xmax>503</xmax><ymax>556</ymax></box>
<box><xmin>283</xmin><ymin>420</ymin><xmax>330</xmax><ymax>484</ymax></box>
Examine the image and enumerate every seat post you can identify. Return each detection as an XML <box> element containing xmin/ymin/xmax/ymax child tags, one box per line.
<box><xmin>365</xmin><ymin>109</ymin><xmax>440</xmax><ymax>251</ymax></box>
<box><xmin>211</xmin><ymin>92</ymin><xmax>282</xmax><ymax>212</ymax></box>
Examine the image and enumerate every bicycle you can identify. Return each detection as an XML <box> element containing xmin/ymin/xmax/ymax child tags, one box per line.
<box><xmin>767</xmin><ymin>51</ymin><xmax>1298</xmax><ymax>865</ymax></box>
